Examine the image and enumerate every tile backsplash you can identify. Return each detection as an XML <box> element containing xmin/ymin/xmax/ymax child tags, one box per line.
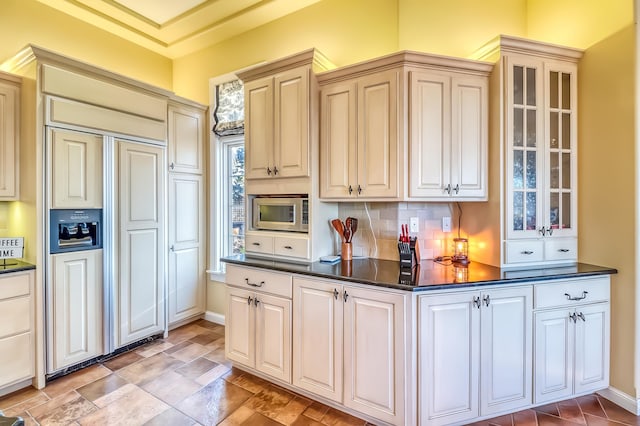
<box><xmin>336</xmin><ymin>202</ymin><xmax>461</xmax><ymax>261</ymax></box>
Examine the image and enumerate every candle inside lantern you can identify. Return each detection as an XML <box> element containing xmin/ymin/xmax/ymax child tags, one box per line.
<box><xmin>452</xmin><ymin>237</ymin><xmax>469</xmax><ymax>265</ymax></box>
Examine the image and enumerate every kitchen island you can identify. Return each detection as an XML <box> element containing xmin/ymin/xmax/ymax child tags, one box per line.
<box><xmin>221</xmin><ymin>255</ymin><xmax>616</xmax><ymax>426</ymax></box>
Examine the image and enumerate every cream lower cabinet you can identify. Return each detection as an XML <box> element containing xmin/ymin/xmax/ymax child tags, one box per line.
<box><xmin>116</xmin><ymin>140</ymin><xmax>166</xmax><ymax>347</ymax></box>
<box><xmin>293</xmin><ymin>277</ymin><xmax>406</xmax><ymax>425</ymax></box>
<box><xmin>168</xmin><ymin>174</ymin><xmax>205</xmax><ymax>325</ymax></box>
<box><xmin>51</xmin><ymin>250</ymin><xmax>103</xmax><ymax>371</ymax></box>
<box><xmin>533</xmin><ymin>277</ymin><xmax>610</xmax><ymax>404</ymax></box>
<box><xmin>419</xmin><ymin>286</ymin><xmax>532</xmax><ymax>425</ymax></box>
<box><xmin>226</xmin><ymin>286</ymin><xmax>291</xmax><ymax>383</ymax></box>
<box><xmin>0</xmin><ymin>271</ymin><xmax>34</xmax><ymax>390</ymax></box>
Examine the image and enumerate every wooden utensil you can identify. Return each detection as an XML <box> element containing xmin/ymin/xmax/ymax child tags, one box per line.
<box><xmin>331</xmin><ymin>219</ymin><xmax>345</xmax><ymax>242</ymax></box>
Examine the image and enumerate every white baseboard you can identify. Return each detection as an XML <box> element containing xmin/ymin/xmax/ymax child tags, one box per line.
<box><xmin>204</xmin><ymin>311</ymin><xmax>225</xmax><ymax>325</ymax></box>
<box><xmin>598</xmin><ymin>386</ymin><xmax>640</xmax><ymax>415</ymax></box>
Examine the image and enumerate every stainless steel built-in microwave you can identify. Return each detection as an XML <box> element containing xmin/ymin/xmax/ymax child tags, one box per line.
<box><xmin>252</xmin><ymin>196</ymin><xmax>308</xmax><ymax>233</ymax></box>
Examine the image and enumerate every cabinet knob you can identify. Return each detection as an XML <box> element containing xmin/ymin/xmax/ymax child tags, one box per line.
<box><xmin>473</xmin><ymin>296</ymin><xmax>481</xmax><ymax>309</ymax></box>
<box><xmin>483</xmin><ymin>294</ymin><xmax>490</xmax><ymax>307</ymax></box>
<box><xmin>453</xmin><ymin>184</ymin><xmax>460</xmax><ymax>194</ymax></box>
<box><xmin>538</xmin><ymin>227</ymin><xmax>546</xmax><ymax>236</ymax></box>
<box><xmin>569</xmin><ymin>312</ymin><xmax>577</xmax><ymax>323</ymax></box>
<box><xmin>333</xmin><ymin>288</ymin><xmax>339</xmax><ymax>300</ymax></box>
<box><xmin>577</xmin><ymin>312</ymin><xmax>586</xmax><ymax>322</ymax></box>
<box><xmin>273</xmin><ymin>166</ymin><xmax>279</xmax><ymax>175</ymax></box>
<box><xmin>169</xmin><ymin>162</ymin><xmax>175</xmax><ymax>170</ymax></box>
<box><xmin>254</xmin><ymin>298</ymin><xmax>260</xmax><ymax>307</ymax></box>
<box><xmin>343</xmin><ymin>290</ymin><xmax>349</xmax><ymax>302</ymax></box>
<box><xmin>444</xmin><ymin>184</ymin><xmax>452</xmax><ymax>195</ymax></box>
<box><xmin>247</xmin><ymin>296</ymin><xmax>253</xmax><ymax>305</ymax></box>
<box><xmin>170</xmin><ymin>245</ymin><xmax>175</xmax><ymax>252</ymax></box>
<box><xmin>546</xmin><ymin>227</ymin><xmax>554</xmax><ymax>236</ymax></box>
<box><xmin>266</xmin><ymin>167</ymin><xmax>272</xmax><ymax>175</ymax></box>
<box><xmin>357</xmin><ymin>185</ymin><xmax>362</xmax><ymax>195</ymax></box>
<box><xmin>348</xmin><ymin>185</ymin><xmax>353</xmax><ymax>195</ymax></box>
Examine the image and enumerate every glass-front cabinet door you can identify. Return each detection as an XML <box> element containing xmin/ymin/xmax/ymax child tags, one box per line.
<box><xmin>506</xmin><ymin>55</ymin><xmax>544</xmax><ymax>240</ymax></box>
<box><xmin>544</xmin><ymin>61</ymin><xmax>577</xmax><ymax>238</ymax></box>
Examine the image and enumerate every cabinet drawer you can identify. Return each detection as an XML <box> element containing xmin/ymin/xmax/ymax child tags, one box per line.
<box><xmin>534</xmin><ymin>277</ymin><xmax>610</xmax><ymax>309</ymax></box>
<box><xmin>226</xmin><ymin>264</ymin><xmax>292</xmax><ymax>299</ymax></box>
<box><xmin>0</xmin><ymin>297</ymin><xmax>30</xmax><ymax>338</ymax></box>
<box><xmin>245</xmin><ymin>234</ymin><xmax>274</xmax><ymax>255</ymax></box>
<box><xmin>505</xmin><ymin>240</ymin><xmax>544</xmax><ymax>264</ymax></box>
<box><xmin>274</xmin><ymin>236</ymin><xmax>309</xmax><ymax>259</ymax></box>
<box><xmin>0</xmin><ymin>332</ymin><xmax>33</xmax><ymax>386</ymax></box>
<box><xmin>544</xmin><ymin>238</ymin><xmax>577</xmax><ymax>261</ymax></box>
<box><xmin>0</xmin><ymin>273</ymin><xmax>31</xmax><ymax>300</ymax></box>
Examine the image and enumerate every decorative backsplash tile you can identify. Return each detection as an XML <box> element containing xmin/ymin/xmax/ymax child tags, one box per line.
<box><xmin>336</xmin><ymin>202</ymin><xmax>461</xmax><ymax>261</ymax></box>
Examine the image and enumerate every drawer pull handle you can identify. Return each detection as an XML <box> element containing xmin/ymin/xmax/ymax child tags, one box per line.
<box><xmin>558</xmin><ymin>248</ymin><xmax>570</xmax><ymax>253</ymax></box>
<box><xmin>245</xmin><ymin>278</ymin><xmax>265</xmax><ymax>288</ymax></box>
<box><xmin>252</xmin><ymin>242</ymin><xmax>261</xmax><ymax>246</ymax></box>
<box><xmin>564</xmin><ymin>291</ymin><xmax>588</xmax><ymax>301</ymax></box>
<box><xmin>521</xmin><ymin>250</ymin><xmax>534</xmax><ymax>255</ymax></box>
<box><xmin>283</xmin><ymin>245</ymin><xmax>293</xmax><ymax>250</ymax></box>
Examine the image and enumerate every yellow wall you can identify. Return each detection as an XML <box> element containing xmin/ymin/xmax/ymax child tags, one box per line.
<box><xmin>0</xmin><ymin>0</ymin><xmax>172</xmax><ymax>90</ymax></box>
<box><xmin>173</xmin><ymin>0</ymin><xmax>399</xmax><ymax>104</ymax></box>
<box><xmin>398</xmin><ymin>0</ymin><xmax>527</xmax><ymax>57</ymax></box>
<box><xmin>527</xmin><ymin>0</ymin><xmax>634</xmax><ymax>49</ymax></box>
<box><xmin>579</xmin><ymin>24</ymin><xmax>636</xmax><ymax>397</ymax></box>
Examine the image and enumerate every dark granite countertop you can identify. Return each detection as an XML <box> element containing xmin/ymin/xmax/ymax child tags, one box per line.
<box><xmin>221</xmin><ymin>255</ymin><xmax>617</xmax><ymax>292</ymax></box>
<box><xmin>0</xmin><ymin>259</ymin><xmax>35</xmax><ymax>275</ymax></box>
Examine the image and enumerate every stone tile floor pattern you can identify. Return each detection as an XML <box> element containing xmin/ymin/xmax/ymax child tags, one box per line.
<box><xmin>0</xmin><ymin>319</ymin><xmax>637</xmax><ymax>425</ymax></box>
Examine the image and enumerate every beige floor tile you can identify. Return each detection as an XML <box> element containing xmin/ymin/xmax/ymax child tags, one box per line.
<box><xmin>28</xmin><ymin>390</ymin><xmax>97</xmax><ymax>425</ymax></box>
<box><xmin>177</xmin><ymin>378</ymin><xmax>252</xmax><ymax>425</ymax></box>
<box><xmin>77</xmin><ymin>386</ymin><xmax>169</xmax><ymax>425</ymax></box>
<box><xmin>230</xmin><ymin>372</ymin><xmax>271</xmax><ymax>394</ymax></box>
<box><xmin>204</xmin><ymin>346</ymin><xmax>229</xmax><ymax>364</ymax></box>
<box><xmin>218</xmin><ymin>405</ymin><xmax>256</xmax><ymax>426</ymax></box>
<box><xmin>43</xmin><ymin>365</ymin><xmax>112</xmax><ymax>399</ymax></box>
<box><xmin>165</xmin><ymin>323</ymin><xmax>211</xmax><ymax>344</ymax></box>
<box><xmin>242</xmin><ymin>412</ymin><xmax>284</xmax><ymax>425</ymax></box>
<box><xmin>135</xmin><ymin>340</ymin><xmax>175</xmax><ymax>358</ymax></box>
<box><xmin>303</xmin><ymin>402</ymin><xmax>330</xmax><ymax>421</ymax></box>
<box><xmin>116</xmin><ymin>352</ymin><xmax>185</xmax><ymax>385</ymax></box>
<box><xmin>102</xmin><ymin>350</ymin><xmax>144</xmax><ymax>371</ymax></box>
<box><xmin>169</xmin><ymin>342</ymin><xmax>210</xmax><ymax>363</ymax></box>
<box><xmin>275</xmin><ymin>396</ymin><xmax>314</xmax><ymax>425</ymax></box>
<box><xmin>189</xmin><ymin>331</ymin><xmax>221</xmax><ymax>346</ymax></box>
<box><xmin>244</xmin><ymin>384</ymin><xmax>295</xmax><ymax>420</ymax></box>
<box><xmin>141</xmin><ymin>370</ymin><xmax>202</xmax><ymax>406</ymax></box>
<box><xmin>75</xmin><ymin>373</ymin><xmax>129</xmax><ymax>402</ymax></box>
<box><xmin>91</xmin><ymin>383</ymin><xmax>138</xmax><ymax>408</ymax></box>
<box><xmin>1</xmin><ymin>392</ymin><xmax>50</xmax><ymax>417</ymax></box>
<box><xmin>175</xmin><ymin>357</ymin><xmax>219</xmax><ymax>380</ymax></box>
<box><xmin>0</xmin><ymin>387</ymin><xmax>46</xmax><ymax>411</ymax></box>
<box><xmin>320</xmin><ymin>407</ymin><xmax>366</xmax><ymax>426</ymax></box>
<box><xmin>143</xmin><ymin>407</ymin><xmax>200</xmax><ymax>425</ymax></box>
<box><xmin>195</xmin><ymin>363</ymin><xmax>231</xmax><ymax>386</ymax></box>
<box><xmin>291</xmin><ymin>415</ymin><xmax>325</xmax><ymax>426</ymax></box>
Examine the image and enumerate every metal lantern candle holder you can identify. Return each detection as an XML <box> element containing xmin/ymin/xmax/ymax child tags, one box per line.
<box><xmin>452</xmin><ymin>237</ymin><xmax>469</xmax><ymax>265</ymax></box>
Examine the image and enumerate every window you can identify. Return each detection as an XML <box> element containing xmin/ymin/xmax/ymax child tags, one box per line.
<box><xmin>222</xmin><ymin>137</ymin><xmax>245</xmax><ymax>256</ymax></box>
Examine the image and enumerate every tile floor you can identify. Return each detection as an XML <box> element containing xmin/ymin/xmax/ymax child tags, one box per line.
<box><xmin>0</xmin><ymin>319</ymin><xmax>637</xmax><ymax>425</ymax></box>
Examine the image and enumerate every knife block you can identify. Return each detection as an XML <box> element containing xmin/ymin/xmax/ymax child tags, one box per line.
<box><xmin>398</xmin><ymin>237</ymin><xmax>420</xmax><ymax>270</ymax></box>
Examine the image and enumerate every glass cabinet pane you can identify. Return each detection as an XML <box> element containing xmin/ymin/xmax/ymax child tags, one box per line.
<box><xmin>550</xmin><ymin>153</ymin><xmax>559</xmax><ymax>189</ymax></box>
<box><xmin>562</xmin><ymin>153</ymin><xmax>571</xmax><ymax>189</ymax></box>
<box><xmin>526</xmin><ymin>68</ymin><xmax>536</xmax><ymax>106</ymax></box>
<box><xmin>562</xmin><ymin>193</ymin><xmax>571</xmax><ymax>228</ymax></box>
<box><xmin>550</xmin><ymin>193</ymin><xmax>559</xmax><ymax>228</ymax></box>
<box><xmin>550</xmin><ymin>72</ymin><xmax>559</xmax><ymax>108</ymax></box>
<box><xmin>550</xmin><ymin>111</ymin><xmax>559</xmax><ymax>148</ymax></box>
<box><xmin>562</xmin><ymin>113</ymin><xmax>571</xmax><ymax>149</ymax></box>
<box><xmin>513</xmin><ymin>192</ymin><xmax>524</xmax><ymax>231</ymax></box>
<box><xmin>514</xmin><ymin>151</ymin><xmax>524</xmax><ymax>189</ymax></box>
<box><xmin>514</xmin><ymin>66</ymin><xmax>523</xmax><ymax>105</ymax></box>
<box><xmin>526</xmin><ymin>192</ymin><xmax>537</xmax><ymax>230</ymax></box>
<box><xmin>526</xmin><ymin>151</ymin><xmax>537</xmax><ymax>189</ymax></box>
<box><xmin>514</xmin><ymin>108</ymin><xmax>524</xmax><ymax>147</ymax></box>
<box><xmin>526</xmin><ymin>110</ymin><xmax>536</xmax><ymax>147</ymax></box>
<box><xmin>562</xmin><ymin>73</ymin><xmax>571</xmax><ymax>109</ymax></box>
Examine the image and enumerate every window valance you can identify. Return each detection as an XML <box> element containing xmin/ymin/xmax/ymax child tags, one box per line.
<box><xmin>213</xmin><ymin>79</ymin><xmax>244</xmax><ymax>136</ymax></box>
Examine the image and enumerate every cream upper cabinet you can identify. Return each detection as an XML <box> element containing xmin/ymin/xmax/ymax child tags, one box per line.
<box><xmin>419</xmin><ymin>286</ymin><xmax>532</xmax><ymax>425</ymax></box>
<box><xmin>116</xmin><ymin>140</ymin><xmax>165</xmax><ymax>348</ymax></box>
<box><xmin>50</xmin><ymin>128</ymin><xmax>103</xmax><ymax>209</ymax></box>
<box><xmin>244</xmin><ymin>66</ymin><xmax>310</xmax><ymax>180</ymax></box>
<box><xmin>320</xmin><ymin>69</ymin><xmax>400</xmax><ymax>199</ymax></box>
<box><xmin>168</xmin><ymin>102</ymin><xmax>205</xmax><ymax>174</ymax></box>
<box><xmin>409</xmin><ymin>71</ymin><xmax>488</xmax><ymax>200</ymax></box>
<box><xmin>0</xmin><ymin>75</ymin><xmax>20</xmax><ymax>200</ymax></box>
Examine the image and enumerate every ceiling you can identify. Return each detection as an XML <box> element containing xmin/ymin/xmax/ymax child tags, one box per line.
<box><xmin>37</xmin><ymin>0</ymin><xmax>322</xmax><ymax>59</ymax></box>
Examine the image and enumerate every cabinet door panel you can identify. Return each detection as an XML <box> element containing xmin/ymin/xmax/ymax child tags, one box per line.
<box><xmin>168</xmin><ymin>104</ymin><xmax>204</xmax><ymax>174</ymax></box>
<box><xmin>51</xmin><ymin>128</ymin><xmax>103</xmax><ymax>208</ymax></box>
<box><xmin>480</xmin><ymin>287</ymin><xmax>532</xmax><ymax>416</ymax></box>
<box><xmin>409</xmin><ymin>71</ymin><xmax>450</xmax><ymax>198</ymax></box>
<box><xmin>52</xmin><ymin>250</ymin><xmax>103</xmax><ymax>370</ymax></box>
<box><xmin>117</xmin><ymin>141</ymin><xmax>165</xmax><ymax>347</ymax></box>
<box><xmin>292</xmin><ymin>278</ymin><xmax>343</xmax><ymax>402</ymax></box>
<box><xmin>452</xmin><ymin>76</ymin><xmax>487</xmax><ymax>198</ymax></box>
<box><xmin>274</xmin><ymin>68</ymin><xmax>309</xmax><ymax>178</ymax></box>
<box><xmin>344</xmin><ymin>287</ymin><xmax>404</xmax><ymax>424</ymax></box>
<box><xmin>357</xmin><ymin>70</ymin><xmax>399</xmax><ymax>198</ymax></box>
<box><xmin>245</xmin><ymin>77</ymin><xmax>273</xmax><ymax>179</ymax></box>
<box><xmin>534</xmin><ymin>309</ymin><xmax>574</xmax><ymax>403</ymax></box>
<box><xmin>0</xmin><ymin>82</ymin><xmax>18</xmax><ymax>199</ymax></box>
<box><xmin>419</xmin><ymin>292</ymin><xmax>479</xmax><ymax>426</ymax></box>
<box><xmin>320</xmin><ymin>83</ymin><xmax>357</xmax><ymax>198</ymax></box>
<box><xmin>255</xmin><ymin>293</ymin><xmax>291</xmax><ymax>383</ymax></box>
<box><xmin>574</xmin><ymin>303</ymin><xmax>609</xmax><ymax>394</ymax></box>
<box><xmin>226</xmin><ymin>287</ymin><xmax>255</xmax><ymax>368</ymax></box>
<box><xmin>0</xmin><ymin>333</ymin><xmax>32</xmax><ymax>385</ymax></box>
